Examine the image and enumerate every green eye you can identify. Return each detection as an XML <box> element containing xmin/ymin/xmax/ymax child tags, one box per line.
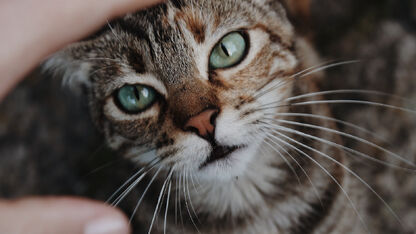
<box><xmin>116</xmin><ymin>84</ymin><xmax>157</xmax><ymax>113</ymax></box>
<box><xmin>209</xmin><ymin>32</ymin><xmax>247</xmax><ymax>69</ymax></box>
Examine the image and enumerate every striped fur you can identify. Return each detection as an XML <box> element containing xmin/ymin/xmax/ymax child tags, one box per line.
<box><xmin>46</xmin><ymin>0</ymin><xmax>365</xmax><ymax>233</ymax></box>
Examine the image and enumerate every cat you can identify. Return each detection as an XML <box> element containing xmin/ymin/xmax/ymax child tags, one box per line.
<box><xmin>2</xmin><ymin>0</ymin><xmax>415</xmax><ymax>233</ymax></box>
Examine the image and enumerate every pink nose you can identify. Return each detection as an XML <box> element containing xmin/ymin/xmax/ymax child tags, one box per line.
<box><xmin>184</xmin><ymin>109</ymin><xmax>218</xmax><ymax>139</ymax></box>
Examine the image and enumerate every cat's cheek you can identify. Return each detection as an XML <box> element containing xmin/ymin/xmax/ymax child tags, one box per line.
<box><xmin>215</xmin><ymin>107</ymin><xmax>258</xmax><ymax>146</ymax></box>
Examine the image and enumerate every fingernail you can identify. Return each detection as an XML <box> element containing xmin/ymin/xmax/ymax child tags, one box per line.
<box><xmin>84</xmin><ymin>216</ymin><xmax>129</xmax><ymax>234</ymax></box>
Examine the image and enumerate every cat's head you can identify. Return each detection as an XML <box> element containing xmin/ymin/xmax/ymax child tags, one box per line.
<box><xmin>46</xmin><ymin>0</ymin><xmax>299</xmax><ymax>181</ymax></box>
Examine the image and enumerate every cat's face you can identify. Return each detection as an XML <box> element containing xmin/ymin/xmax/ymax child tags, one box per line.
<box><xmin>48</xmin><ymin>0</ymin><xmax>298</xmax><ymax>181</ymax></box>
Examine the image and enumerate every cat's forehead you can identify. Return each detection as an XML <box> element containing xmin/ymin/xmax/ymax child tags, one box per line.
<box><xmin>115</xmin><ymin>0</ymin><xmax>293</xmax><ymax>84</ymax></box>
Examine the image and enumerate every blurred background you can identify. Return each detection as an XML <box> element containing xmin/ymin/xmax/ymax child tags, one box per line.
<box><xmin>0</xmin><ymin>0</ymin><xmax>415</xmax><ymax>232</ymax></box>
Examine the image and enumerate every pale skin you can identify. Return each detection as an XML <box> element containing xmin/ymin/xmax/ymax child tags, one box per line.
<box><xmin>0</xmin><ymin>0</ymin><xmax>162</xmax><ymax>233</ymax></box>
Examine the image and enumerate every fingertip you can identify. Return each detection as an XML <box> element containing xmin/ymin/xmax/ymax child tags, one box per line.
<box><xmin>0</xmin><ymin>197</ymin><xmax>131</xmax><ymax>234</ymax></box>
<box><xmin>107</xmin><ymin>0</ymin><xmax>165</xmax><ymax>18</ymax></box>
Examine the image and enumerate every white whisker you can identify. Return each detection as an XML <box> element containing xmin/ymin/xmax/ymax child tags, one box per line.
<box><xmin>266</xmin><ymin>112</ymin><xmax>387</xmax><ymax>143</ymax></box>
<box><xmin>130</xmin><ymin>167</ymin><xmax>163</xmax><ymax>223</ymax></box>
<box><xmin>164</xmin><ymin>180</ymin><xmax>172</xmax><ymax>234</ymax></box>
<box><xmin>270</xmin><ymin>118</ymin><xmax>416</xmax><ymax>168</ymax></box>
<box><xmin>264</xmin><ymin>132</ymin><xmax>324</xmax><ymax>208</ymax></box>
<box><xmin>148</xmin><ymin>169</ymin><xmax>174</xmax><ymax>234</ymax></box>
<box><xmin>262</xmin><ymin>123</ymin><xmax>404</xmax><ymax>228</ymax></box>
<box><xmin>261</xmin><ymin>127</ymin><xmax>370</xmax><ymax>234</ymax></box>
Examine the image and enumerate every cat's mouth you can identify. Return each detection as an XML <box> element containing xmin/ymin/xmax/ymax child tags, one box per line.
<box><xmin>200</xmin><ymin>144</ymin><xmax>242</xmax><ymax>168</ymax></box>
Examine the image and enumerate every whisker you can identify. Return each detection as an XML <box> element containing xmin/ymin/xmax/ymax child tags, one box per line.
<box><xmin>148</xmin><ymin>168</ymin><xmax>174</xmax><ymax>234</ymax></box>
<box><xmin>185</xmin><ymin>170</ymin><xmax>200</xmax><ymax>224</ymax></box>
<box><xmin>268</xmin><ymin>118</ymin><xmax>416</xmax><ymax>168</ymax></box>
<box><xmin>182</xmin><ymin>170</ymin><xmax>200</xmax><ymax>233</ymax></box>
<box><xmin>266</xmin><ymin>120</ymin><xmax>415</xmax><ymax>172</ymax></box>
<box><xmin>174</xmin><ymin>174</ymin><xmax>178</xmax><ymax>225</ymax></box>
<box><xmin>252</xmin><ymin>60</ymin><xmax>360</xmax><ymax>102</ymax></box>
<box><xmin>251</xmin><ymin>60</ymin><xmax>336</xmax><ymax>101</ymax></box>
<box><xmin>285</xmin><ymin>89</ymin><xmax>412</xmax><ymax>103</ymax></box>
<box><xmin>263</xmin><ymin>132</ymin><xmax>324</xmax><ymax>208</ymax></box>
<box><xmin>265</xmin><ymin>112</ymin><xmax>387</xmax><ymax>143</ymax></box>
<box><xmin>262</xmin><ymin>135</ymin><xmax>302</xmax><ymax>184</ymax></box>
<box><xmin>178</xmin><ymin>172</ymin><xmax>185</xmax><ymax>231</ymax></box>
<box><xmin>109</xmin><ymin>158</ymin><xmax>160</xmax><ymax>206</ymax></box>
<box><xmin>260</xmin><ymin>126</ymin><xmax>370</xmax><ymax>234</ymax></box>
<box><xmin>164</xmin><ymin>180</ymin><xmax>172</xmax><ymax>234</ymax></box>
<box><xmin>298</xmin><ymin>60</ymin><xmax>360</xmax><ymax>78</ymax></box>
<box><xmin>259</xmin><ymin>99</ymin><xmax>416</xmax><ymax>115</ymax></box>
<box><xmin>84</xmin><ymin>158</ymin><xmax>123</xmax><ymax>177</ymax></box>
<box><xmin>189</xmin><ymin>172</ymin><xmax>200</xmax><ymax>194</ymax></box>
<box><xmin>129</xmin><ymin>167</ymin><xmax>163</xmax><ymax>223</ymax></box>
<box><xmin>106</xmin><ymin>19</ymin><xmax>123</xmax><ymax>44</ymax></box>
<box><xmin>262</xmin><ymin>123</ymin><xmax>404</xmax><ymax>228</ymax></box>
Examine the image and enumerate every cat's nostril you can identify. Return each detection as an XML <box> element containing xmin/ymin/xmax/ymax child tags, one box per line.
<box><xmin>185</xmin><ymin>126</ymin><xmax>200</xmax><ymax>135</ymax></box>
<box><xmin>210</xmin><ymin>111</ymin><xmax>218</xmax><ymax>125</ymax></box>
<box><xmin>184</xmin><ymin>109</ymin><xmax>219</xmax><ymax>139</ymax></box>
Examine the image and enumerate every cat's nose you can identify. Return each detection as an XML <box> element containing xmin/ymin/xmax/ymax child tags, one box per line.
<box><xmin>184</xmin><ymin>109</ymin><xmax>219</xmax><ymax>140</ymax></box>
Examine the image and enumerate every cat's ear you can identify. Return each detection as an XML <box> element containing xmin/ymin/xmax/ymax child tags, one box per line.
<box><xmin>42</xmin><ymin>42</ymin><xmax>94</xmax><ymax>95</ymax></box>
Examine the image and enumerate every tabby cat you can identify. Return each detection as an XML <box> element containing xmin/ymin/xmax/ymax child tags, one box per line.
<box><xmin>42</xmin><ymin>0</ymin><xmax>415</xmax><ymax>233</ymax></box>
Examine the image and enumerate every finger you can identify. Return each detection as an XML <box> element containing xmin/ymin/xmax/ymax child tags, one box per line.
<box><xmin>0</xmin><ymin>0</ymin><xmax>163</xmax><ymax>101</ymax></box>
<box><xmin>0</xmin><ymin>197</ymin><xmax>130</xmax><ymax>234</ymax></box>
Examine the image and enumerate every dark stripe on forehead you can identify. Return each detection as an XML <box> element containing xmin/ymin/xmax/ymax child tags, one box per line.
<box><xmin>128</xmin><ymin>50</ymin><xmax>146</xmax><ymax>74</ymax></box>
<box><xmin>175</xmin><ymin>10</ymin><xmax>206</xmax><ymax>43</ymax></box>
<box><xmin>170</xmin><ymin>0</ymin><xmax>186</xmax><ymax>9</ymax></box>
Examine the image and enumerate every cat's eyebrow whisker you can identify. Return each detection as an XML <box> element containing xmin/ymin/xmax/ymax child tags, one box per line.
<box><xmin>106</xmin><ymin>19</ymin><xmax>124</xmax><ymax>44</ymax></box>
<box><xmin>148</xmin><ymin>168</ymin><xmax>174</xmax><ymax>234</ymax></box>
<box><xmin>129</xmin><ymin>167</ymin><xmax>163</xmax><ymax>223</ymax></box>
<box><xmin>265</xmin><ymin>112</ymin><xmax>387</xmax><ymax>143</ymax></box>
<box><xmin>259</xmin><ymin>126</ymin><xmax>371</xmax><ymax>234</ymax></box>
<box><xmin>263</xmin><ymin>132</ymin><xmax>324</xmax><ymax>208</ymax></box>
<box><xmin>266</xmin><ymin>118</ymin><xmax>416</xmax><ymax>169</ymax></box>
<box><xmin>261</xmin><ymin>123</ymin><xmax>404</xmax><ymax>228</ymax></box>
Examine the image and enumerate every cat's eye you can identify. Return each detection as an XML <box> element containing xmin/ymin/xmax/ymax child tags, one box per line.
<box><xmin>209</xmin><ymin>32</ymin><xmax>248</xmax><ymax>69</ymax></box>
<box><xmin>116</xmin><ymin>84</ymin><xmax>157</xmax><ymax>114</ymax></box>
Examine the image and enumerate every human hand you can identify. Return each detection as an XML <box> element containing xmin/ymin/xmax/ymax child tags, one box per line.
<box><xmin>0</xmin><ymin>197</ymin><xmax>130</xmax><ymax>234</ymax></box>
<box><xmin>0</xmin><ymin>0</ymin><xmax>162</xmax><ymax>100</ymax></box>
<box><xmin>0</xmin><ymin>0</ymin><xmax>162</xmax><ymax>233</ymax></box>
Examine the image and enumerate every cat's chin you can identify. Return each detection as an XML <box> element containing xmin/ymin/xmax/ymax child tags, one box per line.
<box><xmin>196</xmin><ymin>143</ymin><xmax>259</xmax><ymax>182</ymax></box>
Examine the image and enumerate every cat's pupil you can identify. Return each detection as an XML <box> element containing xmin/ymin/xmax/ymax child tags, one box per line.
<box><xmin>221</xmin><ymin>43</ymin><xmax>230</xmax><ymax>57</ymax></box>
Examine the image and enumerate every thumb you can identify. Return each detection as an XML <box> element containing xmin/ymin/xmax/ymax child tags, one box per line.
<box><xmin>0</xmin><ymin>197</ymin><xmax>131</xmax><ymax>234</ymax></box>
